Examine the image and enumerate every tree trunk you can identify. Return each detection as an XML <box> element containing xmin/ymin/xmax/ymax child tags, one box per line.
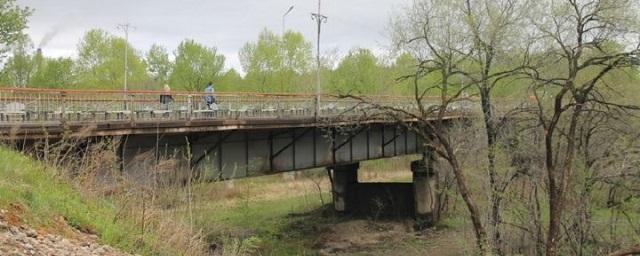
<box><xmin>480</xmin><ymin>86</ymin><xmax>503</xmax><ymax>254</ymax></box>
<box><xmin>546</xmin><ymin>101</ymin><xmax>583</xmax><ymax>256</ymax></box>
<box><xmin>443</xmin><ymin>141</ymin><xmax>490</xmax><ymax>255</ymax></box>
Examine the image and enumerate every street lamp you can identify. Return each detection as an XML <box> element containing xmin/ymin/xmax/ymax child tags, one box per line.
<box><xmin>117</xmin><ymin>23</ymin><xmax>135</xmax><ymax>92</ymax></box>
<box><xmin>282</xmin><ymin>5</ymin><xmax>294</xmax><ymax>35</ymax></box>
<box><xmin>311</xmin><ymin>0</ymin><xmax>327</xmax><ymax>120</ymax></box>
<box><xmin>117</xmin><ymin>23</ymin><xmax>135</xmax><ymax>110</ymax></box>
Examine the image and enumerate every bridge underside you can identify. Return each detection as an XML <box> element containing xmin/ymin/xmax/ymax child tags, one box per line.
<box><xmin>122</xmin><ymin>122</ymin><xmax>426</xmax><ymax>180</ymax></box>
<box><xmin>119</xmin><ymin>122</ymin><xmax>438</xmax><ymax>223</ymax></box>
<box><xmin>0</xmin><ymin>88</ymin><xmax>453</xmax><ymax>223</ymax></box>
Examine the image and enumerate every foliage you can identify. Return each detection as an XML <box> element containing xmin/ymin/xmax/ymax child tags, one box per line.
<box><xmin>74</xmin><ymin>29</ymin><xmax>148</xmax><ymax>89</ymax></box>
<box><xmin>0</xmin><ymin>35</ymin><xmax>33</xmax><ymax>87</ymax></box>
<box><xmin>0</xmin><ymin>0</ymin><xmax>32</xmax><ymax>61</ymax></box>
<box><xmin>330</xmin><ymin>48</ymin><xmax>383</xmax><ymax>94</ymax></box>
<box><xmin>146</xmin><ymin>44</ymin><xmax>172</xmax><ymax>86</ymax></box>
<box><xmin>216</xmin><ymin>68</ymin><xmax>243</xmax><ymax>92</ymax></box>
<box><xmin>29</xmin><ymin>56</ymin><xmax>74</xmax><ymax>88</ymax></box>
<box><xmin>169</xmin><ymin>39</ymin><xmax>225</xmax><ymax>91</ymax></box>
<box><xmin>239</xmin><ymin>29</ymin><xmax>312</xmax><ymax>92</ymax></box>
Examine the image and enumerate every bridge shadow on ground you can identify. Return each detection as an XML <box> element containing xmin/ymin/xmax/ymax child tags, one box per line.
<box><xmin>283</xmin><ymin>206</ymin><xmax>472</xmax><ymax>256</ymax></box>
<box><xmin>206</xmin><ymin>202</ymin><xmax>472</xmax><ymax>256</ymax></box>
<box><xmin>184</xmin><ymin>158</ymin><xmax>471</xmax><ymax>255</ymax></box>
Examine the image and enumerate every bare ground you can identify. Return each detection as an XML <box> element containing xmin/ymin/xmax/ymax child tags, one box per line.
<box><xmin>0</xmin><ymin>206</ymin><xmax>130</xmax><ymax>256</ymax></box>
<box><xmin>282</xmin><ymin>206</ymin><xmax>474</xmax><ymax>256</ymax></box>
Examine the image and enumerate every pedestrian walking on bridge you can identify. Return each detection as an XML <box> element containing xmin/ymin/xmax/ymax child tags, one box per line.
<box><xmin>204</xmin><ymin>82</ymin><xmax>217</xmax><ymax>110</ymax></box>
<box><xmin>160</xmin><ymin>84</ymin><xmax>174</xmax><ymax>110</ymax></box>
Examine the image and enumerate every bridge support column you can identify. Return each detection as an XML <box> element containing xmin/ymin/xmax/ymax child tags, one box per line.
<box><xmin>329</xmin><ymin>163</ymin><xmax>359</xmax><ymax>213</ymax></box>
<box><xmin>411</xmin><ymin>152</ymin><xmax>438</xmax><ymax>228</ymax></box>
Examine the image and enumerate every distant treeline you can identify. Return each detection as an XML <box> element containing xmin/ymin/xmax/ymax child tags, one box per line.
<box><xmin>0</xmin><ymin>28</ymin><xmax>439</xmax><ymax>95</ymax></box>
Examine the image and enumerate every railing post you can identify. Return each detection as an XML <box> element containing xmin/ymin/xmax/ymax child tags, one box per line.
<box><xmin>124</xmin><ymin>92</ymin><xmax>129</xmax><ymax>111</ymax></box>
<box><xmin>276</xmin><ymin>96</ymin><xmax>281</xmax><ymax>118</ymax></box>
<box><xmin>187</xmin><ymin>94</ymin><xmax>193</xmax><ymax>120</ymax></box>
<box><xmin>129</xmin><ymin>93</ymin><xmax>135</xmax><ymax>123</ymax></box>
<box><xmin>60</xmin><ymin>92</ymin><xmax>66</xmax><ymax>123</ymax></box>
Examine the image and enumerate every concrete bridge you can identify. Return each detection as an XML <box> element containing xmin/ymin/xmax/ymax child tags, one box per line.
<box><xmin>0</xmin><ymin>87</ymin><xmax>460</xmax><ymax>221</ymax></box>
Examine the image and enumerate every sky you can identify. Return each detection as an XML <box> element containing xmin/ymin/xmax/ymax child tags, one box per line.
<box><xmin>17</xmin><ymin>0</ymin><xmax>410</xmax><ymax>72</ymax></box>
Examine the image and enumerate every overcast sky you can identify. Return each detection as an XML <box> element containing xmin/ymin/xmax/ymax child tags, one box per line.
<box><xmin>17</xmin><ymin>0</ymin><xmax>410</xmax><ymax>72</ymax></box>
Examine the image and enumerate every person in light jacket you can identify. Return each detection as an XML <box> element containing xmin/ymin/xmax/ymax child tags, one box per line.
<box><xmin>160</xmin><ymin>84</ymin><xmax>174</xmax><ymax>110</ymax></box>
<box><xmin>203</xmin><ymin>82</ymin><xmax>217</xmax><ymax>110</ymax></box>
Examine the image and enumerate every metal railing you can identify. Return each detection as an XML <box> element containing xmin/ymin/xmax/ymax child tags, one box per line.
<box><xmin>0</xmin><ymin>87</ymin><xmax>443</xmax><ymax>123</ymax></box>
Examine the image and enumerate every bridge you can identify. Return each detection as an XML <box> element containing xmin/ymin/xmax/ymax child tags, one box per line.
<box><xmin>0</xmin><ymin>87</ymin><xmax>462</xmax><ymax>221</ymax></box>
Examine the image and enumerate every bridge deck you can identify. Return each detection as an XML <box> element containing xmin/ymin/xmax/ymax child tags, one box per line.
<box><xmin>0</xmin><ymin>88</ymin><xmax>468</xmax><ymax>178</ymax></box>
<box><xmin>0</xmin><ymin>88</ymin><xmax>450</xmax><ymax>138</ymax></box>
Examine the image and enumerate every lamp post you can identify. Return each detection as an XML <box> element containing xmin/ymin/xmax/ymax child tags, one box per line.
<box><xmin>311</xmin><ymin>0</ymin><xmax>327</xmax><ymax>120</ymax></box>
<box><xmin>117</xmin><ymin>23</ymin><xmax>135</xmax><ymax>92</ymax></box>
<box><xmin>117</xmin><ymin>23</ymin><xmax>135</xmax><ymax>110</ymax></box>
<box><xmin>282</xmin><ymin>5</ymin><xmax>294</xmax><ymax>35</ymax></box>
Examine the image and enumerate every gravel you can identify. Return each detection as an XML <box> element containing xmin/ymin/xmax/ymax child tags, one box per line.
<box><xmin>0</xmin><ymin>209</ymin><xmax>132</xmax><ymax>256</ymax></box>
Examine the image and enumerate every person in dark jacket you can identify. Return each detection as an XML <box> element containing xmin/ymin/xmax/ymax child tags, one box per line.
<box><xmin>203</xmin><ymin>82</ymin><xmax>216</xmax><ymax>109</ymax></box>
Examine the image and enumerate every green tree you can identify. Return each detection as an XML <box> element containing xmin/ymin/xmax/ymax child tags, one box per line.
<box><xmin>217</xmin><ymin>68</ymin><xmax>243</xmax><ymax>92</ymax></box>
<box><xmin>330</xmin><ymin>48</ymin><xmax>382</xmax><ymax>94</ymax></box>
<box><xmin>146</xmin><ymin>44</ymin><xmax>172</xmax><ymax>86</ymax></box>
<box><xmin>0</xmin><ymin>35</ymin><xmax>33</xmax><ymax>87</ymax></box>
<box><xmin>0</xmin><ymin>0</ymin><xmax>32</xmax><ymax>61</ymax></box>
<box><xmin>387</xmin><ymin>53</ymin><xmax>418</xmax><ymax>95</ymax></box>
<box><xmin>30</xmin><ymin>56</ymin><xmax>74</xmax><ymax>88</ymax></box>
<box><xmin>280</xmin><ymin>31</ymin><xmax>312</xmax><ymax>91</ymax></box>
<box><xmin>74</xmin><ymin>29</ymin><xmax>148</xmax><ymax>89</ymax></box>
<box><xmin>239</xmin><ymin>29</ymin><xmax>312</xmax><ymax>92</ymax></box>
<box><xmin>169</xmin><ymin>39</ymin><xmax>225</xmax><ymax>91</ymax></box>
<box><xmin>239</xmin><ymin>29</ymin><xmax>282</xmax><ymax>92</ymax></box>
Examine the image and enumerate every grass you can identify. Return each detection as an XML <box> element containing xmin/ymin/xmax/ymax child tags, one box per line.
<box><xmin>181</xmin><ymin>155</ymin><xmax>452</xmax><ymax>255</ymax></box>
<box><xmin>0</xmin><ymin>143</ymin><xmax>469</xmax><ymax>255</ymax></box>
<box><xmin>0</xmin><ymin>144</ymin><xmax>422</xmax><ymax>255</ymax></box>
<box><xmin>191</xmin><ymin>183</ymin><xmax>330</xmax><ymax>255</ymax></box>
<box><xmin>0</xmin><ymin>146</ymin><xmax>157</xmax><ymax>254</ymax></box>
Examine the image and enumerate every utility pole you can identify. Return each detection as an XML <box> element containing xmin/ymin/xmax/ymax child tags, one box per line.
<box><xmin>311</xmin><ymin>0</ymin><xmax>327</xmax><ymax>120</ymax></box>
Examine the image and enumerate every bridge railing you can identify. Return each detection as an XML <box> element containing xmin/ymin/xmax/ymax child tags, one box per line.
<box><xmin>0</xmin><ymin>88</ymin><xmax>439</xmax><ymax>123</ymax></box>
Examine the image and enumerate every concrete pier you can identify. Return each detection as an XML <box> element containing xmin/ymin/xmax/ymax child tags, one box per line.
<box><xmin>411</xmin><ymin>154</ymin><xmax>438</xmax><ymax>227</ymax></box>
<box><xmin>329</xmin><ymin>163</ymin><xmax>360</xmax><ymax>212</ymax></box>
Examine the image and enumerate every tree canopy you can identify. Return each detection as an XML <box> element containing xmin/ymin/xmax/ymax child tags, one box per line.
<box><xmin>239</xmin><ymin>29</ymin><xmax>312</xmax><ymax>92</ymax></box>
<box><xmin>169</xmin><ymin>39</ymin><xmax>225</xmax><ymax>91</ymax></box>
<box><xmin>74</xmin><ymin>29</ymin><xmax>148</xmax><ymax>88</ymax></box>
<box><xmin>0</xmin><ymin>0</ymin><xmax>32</xmax><ymax>62</ymax></box>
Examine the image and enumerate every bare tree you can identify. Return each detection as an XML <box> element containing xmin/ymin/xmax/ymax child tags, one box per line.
<box><xmin>458</xmin><ymin>0</ymin><xmax>532</xmax><ymax>253</ymax></box>
<box><xmin>523</xmin><ymin>0</ymin><xmax>640</xmax><ymax>254</ymax></box>
<box><xmin>356</xmin><ymin>0</ymin><xmax>495</xmax><ymax>253</ymax></box>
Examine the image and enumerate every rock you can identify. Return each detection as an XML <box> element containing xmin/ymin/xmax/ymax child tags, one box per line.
<box><xmin>14</xmin><ymin>232</ymin><xmax>27</xmax><ymax>242</ymax></box>
<box><xmin>0</xmin><ymin>222</ymin><xmax>8</xmax><ymax>232</ymax></box>
<box><xmin>25</xmin><ymin>229</ymin><xmax>37</xmax><ymax>238</ymax></box>
<box><xmin>0</xmin><ymin>208</ymin><xmax>132</xmax><ymax>256</ymax></box>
